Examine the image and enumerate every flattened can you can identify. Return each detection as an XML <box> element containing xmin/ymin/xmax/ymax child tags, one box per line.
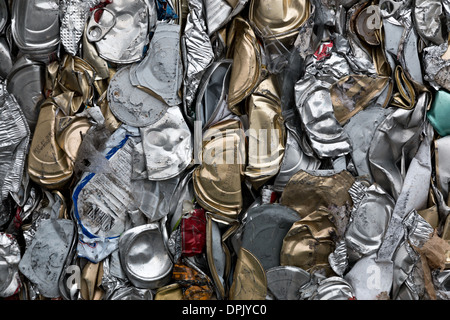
<box><xmin>86</xmin><ymin>0</ymin><xmax>149</xmax><ymax>64</ymax></box>
<box><xmin>119</xmin><ymin>224</ymin><xmax>173</xmax><ymax>290</ymax></box>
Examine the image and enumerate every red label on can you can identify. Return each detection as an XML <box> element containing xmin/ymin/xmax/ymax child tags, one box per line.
<box><xmin>314</xmin><ymin>42</ymin><xmax>333</xmax><ymax>60</ymax></box>
<box><xmin>181</xmin><ymin>208</ymin><xmax>207</xmax><ymax>257</ymax></box>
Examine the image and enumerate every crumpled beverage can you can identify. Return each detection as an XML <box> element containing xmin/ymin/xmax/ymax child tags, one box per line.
<box><xmin>181</xmin><ymin>208</ymin><xmax>206</xmax><ymax>257</ymax></box>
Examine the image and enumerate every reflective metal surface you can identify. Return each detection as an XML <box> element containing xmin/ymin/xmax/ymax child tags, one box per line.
<box><xmin>266</xmin><ymin>266</ymin><xmax>310</xmax><ymax>300</ymax></box>
<box><xmin>240</xmin><ymin>204</ymin><xmax>300</xmax><ymax>271</ymax></box>
<box><xmin>119</xmin><ymin>224</ymin><xmax>173</xmax><ymax>289</ymax></box>
<box><xmin>11</xmin><ymin>0</ymin><xmax>60</xmax><ymax>61</ymax></box>
<box><xmin>87</xmin><ymin>0</ymin><xmax>149</xmax><ymax>64</ymax></box>
<box><xmin>140</xmin><ymin>106</ymin><xmax>192</xmax><ymax>181</ymax></box>
<box><xmin>108</xmin><ymin>65</ymin><xmax>169</xmax><ymax>128</ymax></box>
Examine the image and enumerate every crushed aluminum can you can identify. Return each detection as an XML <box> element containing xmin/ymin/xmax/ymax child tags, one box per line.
<box><xmin>280</xmin><ymin>170</ymin><xmax>355</xmax><ymax>219</ymax></box>
<box><xmin>6</xmin><ymin>56</ymin><xmax>46</xmax><ymax>132</ymax></box>
<box><xmin>435</xmin><ymin>136</ymin><xmax>450</xmax><ymax>202</ymax></box>
<box><xmin>0</xmin><ymin>37</ymin><xmax>12</xmax><ymax>80</ymax></box>
<box><xmin>249</xmin><ymin>0</ymin><xmax>310</xmax><ymax>47</ymax></box>
<box><xmin>309</xmin><ymin>276</ymin><xmax>355</xmax><ymax>300</ymax></box>
<box><xmin>86</xmin><ymin>0</ymin><xmax>149</xmax><ymax>64</ymax></box>
<box><xmin>239</xmin><ymin>203</ymin><xmax>300</xmax><ymax>271</ymax></box>
<box><xmin>203</xmin><ymin>0</ymin><xmax>249</xmax><ymax>36</ymax></box>
<box><xmin>272</xmin><ymin>119</ymin><xmax>321</xmax><ymax>192</ymax></box>
<box><xmin>205</xmin><ymin>212</ymin><xmax>230</xmax><ymax>300</ymax></box>
<box><xmin>27</xmin><ymin>99</ymin><xmax>74</xmax><ymax>190</ymax></box>
<box><xmin>72</xmin><ymin>127</ymin><xmax>135</xmax><ymax>262</ymax></box>
<box><xmin>226</xmin><ymin>16</ymin><xmax>266</xmax><ymax>115</ymax></box>
<box><xmin>0</xmin><ymin>0</ymin><xmax>7</xmax><ymax>34</ymax></box>
<box><xmin>229</xmin><ymin>247</ymin><xmax>267</xmax><ymax>300</ymax></box>
<box><xmin>0</xmin><ymin>85</ymin><xmax>30</xmax><ymax>228</ymax></box>
<box><xmin>345</xmin><ymin>183</ymin><xmax>395</xmax><ymax>261</ymax></box>
<box><xmin>109</xmin><ymin>286</ymin><xmax>153</xmax><ymax>300</ymax></box>
<box><xmin>139</xmin><ymin>106</ymin><xmax>192</xmax><ymax>181</ymax></box>
<box><xmin>245</xmin><ymin>75</ymin><xmax>285</xmax><ymax>189</ymax></box>
<box><xmin>119</xmin><ymin>223</ymin><xmax>173</xmax><ymax>290</ymax></box>
<box><xmin>18</xmin><ymin>218</ymin><xmax>76</xmax><ymax>298</ymax></box>
<box><xmin>172</xmin><ymin>262</ymin><xmax>214</xmax><ymax>300</ymax></box>
<box><xmin>266</xmin><ymin>266</ymin><xmax>311</xmax><ymax>300</ymax></box>
<box><xmin>343</xmin><ymin>104</ymin><xmax>394</xmax><ymax>182</ymax></box>
<box><xmin>11</xmin><ymin>0</ymin><xmax>60</xmax><ymax>62</ymax></box>
<box><xmin>0</xmin><ymin>233</ymin><xmax>21</xmax><ymax>298</ymax></box>
<box><xmin>107</xmin><ymin>65</ymin><xmax>169</xmax><ymax>128</ymax></box>
<box><xmin>193</xmin><ymin>119</ymin><xmax>246</xmax><ymax>223</ymax></box>
<box><xmin>181</xmin><ymin>207</ymin><xmax>207</xmax><ymax>257</ymax></box>
<box><xmin>194</xmin><ymin>59</ymin><xmax>234</xmax><ymax>130</ymax></box>
<box><xmin>280</xmin><ymin>207</ymin><xmax>337</xmax><ymax>276</ymax></box>
<box><xmin>130</xmin><ymin>22</ymin><xmax>183</xmax><ymax>107</ymax></box>
<box><xmin>181</xmin><ymin>0</ymin><xmax>214</xmax><ymax>114</ymax></box>
<box><xmin>60</xmin><ymin>0</ymin><xmax>101</xmax><ymax>56</ymax></box>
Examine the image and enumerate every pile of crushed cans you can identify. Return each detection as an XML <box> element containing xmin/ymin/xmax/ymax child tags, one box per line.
<box><xmin>0</xmin><ymin>0</ymin><xmax>450</xmax><ymax>301</ymax></box>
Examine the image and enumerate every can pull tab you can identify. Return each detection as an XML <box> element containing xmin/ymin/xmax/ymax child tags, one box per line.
<box><xmin>379</xmin><ymin>0</ymin><xmax>404</xmax><ymax>18</ymax></box>
<box><xmin>86</xmin><ymin>8</ymin><xmax>116</xmax><ymax>43</ymax></box>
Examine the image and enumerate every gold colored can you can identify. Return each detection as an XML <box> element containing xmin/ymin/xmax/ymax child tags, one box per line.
<box><xmin>226</xmin><ymin>16</ymin><xmax>265</xmax><ymax>115</ymax></box>
<box><xmin>27</xmin><ymin>100</ymin><xmax>74</xmax><ymax>189</ymax></box>
<box><xmin>193</xmin><ymin>119</ymin><xmax>246</xmax><ymax>223</ymax></box>
<box><xmin>229</xmin><ymin>247</ymin><xmax>267</xmax><ymax>300</ymax></box>
<box><xmin>280</xmin><ymin>170</ymin><xmax>355</xmax><ymax>219</ymax></box>
<box><xmin>154</xmin><ymin>283</ymin><xmax>184</xmax><ymax>300</ymax></box>
<box><xmin>56</xmin><ymin>116</ymin><xmax>92</xmax><ymax>163</ymax></box>
<box><xmin>280</xmin><ymin>207</ymin><xmax>336</xmax><ymax>275</ymax></box>
<box><xmin>80</xmin><ymin>261</ymin><xmax>104</xmax><ymax>301</ymax></box>
<box><xmin>249</xmin><ymin>0</ymin><xmax>310</xmax><ymax>45</ymax></box>
<box><xmin>245</xmin><ymin>75</ymin><xmax>285</xmax><ymax>189</ymax></box>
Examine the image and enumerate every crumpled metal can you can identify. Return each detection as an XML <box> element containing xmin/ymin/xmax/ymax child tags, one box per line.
<box><xmin>4</xmin><ymin>0</ymin><xmax>450</xmax><ymax>303</ymax></box>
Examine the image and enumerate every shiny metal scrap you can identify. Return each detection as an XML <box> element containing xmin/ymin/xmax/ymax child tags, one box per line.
<box><xmin>119</xmin><ymin>224</ymin><xmax>173</xmax><ymax>290</ymax></box>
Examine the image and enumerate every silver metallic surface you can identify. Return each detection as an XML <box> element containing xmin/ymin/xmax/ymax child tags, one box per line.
<box><xmin>119</xmin><ymin>224</ymin><xmax>173</xmax><ymax>290</ymax></box>
<box><xmin>377</xmin><ymin>121</ymin><xmax>434</xmax><ymax>262</ymax></box>
<box><xmin>6</xmin><ymin>56</ymin><xmax>45</xmax><ymax>132</ymax></box>
<box><xmin>0</xmin><ymin>37</ymin><xmax>12</xmax><ymax>79</ymax></box>
<box><xmin>11</xmin><ymin>0</ymin><xmax>60</xmax><ymax>61</ymax></box>
<box><xmin>310</xmin><ymin>276</ymin><xmax>355</xmax><ymax>300</ymax></box>
<box><xmin>88</xmin><ymin>0</ymin><xmax>149</xmax><ymax>64</ymax></box>
<box><xmin>0</xmin><ymin>85</ymin><xmax>30</xmax><ymax>228</ymax></box>
<box><xmin>368</xmin><ymin>92</ymin><xmax>430</xmax><ymax>201</ymax></box>
<box><xmin>140</xmin><ymin>106</ymin><xmax>192</xmax><ymax>181</ymax></box>
<box><xmin>130</xmin><ymin>22</ymin><xmax>182</xmax><ymax>107</ymax></box>
<box><xmin>413</xmin><ymin>0</ymin><xmax>445</xmax><ymax>45</ymax></box>
<box><xmin>203</xmin><ymin>0</ymin><xmax>249</xmax><ymax>35</ymax></box>
<box><xmin>240</xmin><ymin>204</ymin><xmax>300</xmax><ymax>271</ymax></box>
<box><xmin>344</xmin><ymin>253</ymin><xmax>395</xmax><ymax>300</ymax></box>
<box><xmin>423</xmin><ymin>42</ymin><xmax>450</xmax><ymax>91</ymax></box>
<box><xmin>266</xmin><ymin>266</ymin><xmax>310</xmax><ymax>300</ymax></box>
<box><xmin>18</xmin><ymin>218</ymin><xmax>76</xmax><ymax>298</ymax></box>
<box><xmin>60</xmin><ymin>0</ymin><xmax>101</xmax><ymax>56</ymax></box>
<box><xmin>435</xmin><ymin>136</ymin><xmax>450</xmax><ymax>201</ymax></box>
<box><xmin>0</xmin><ymin>0</ymin><xmax>7</xmax><ymax>34</ymax></box>
<box><xmin>273</xmin><ymin>120</ymin><xmax>321</xmax><ymax>192</ymax></box>
<box><xmin>391</xmin><ymin>210</ymin><xmax>434</xmax><ymax>300</ymax></box>
<box><xmin>195</xmin><ymin>60</ymin><xmax>234</xmax><ymax>130</ymax></box>
<box><xmin>345</xmin><ymin>184</ymin><xmax>395</xmax><ymax>259</ymax></box>
<box><xmin>328</xmin><ymin>239</ymin><xmax>348</xmax><ymax>277</ymax></box>
<box><xmin>182</xmin><ymin>0</ymin><xmax>214</xmax><ymax>113</ymax></box>
<box><xmin>0</xmin><ymin>233</ymin><xmax>21</xmax><ymax>298</ymax></box>
<box><xmin>295</xmin><ymin>75</ymin><xmax>352</xmax><ymax>159</ymax></box>
<box><xmin>73</xmin><ymin>128</ymin><xmax>135</xmax><ymax>262</ymax></box>
<box><xmin>109</xmin><ymin>286</ymin><xmax>154</xmax><ymax>300</ymax></box>
<box><xmin>343</xmin><ymin>105</ymin><xmax>394</xmax><ymax>182</ymax></box>
<box><xmin>108</xmin><ymin>65</ymin><xmax>169</xmax><ymax>128</ymax></box>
